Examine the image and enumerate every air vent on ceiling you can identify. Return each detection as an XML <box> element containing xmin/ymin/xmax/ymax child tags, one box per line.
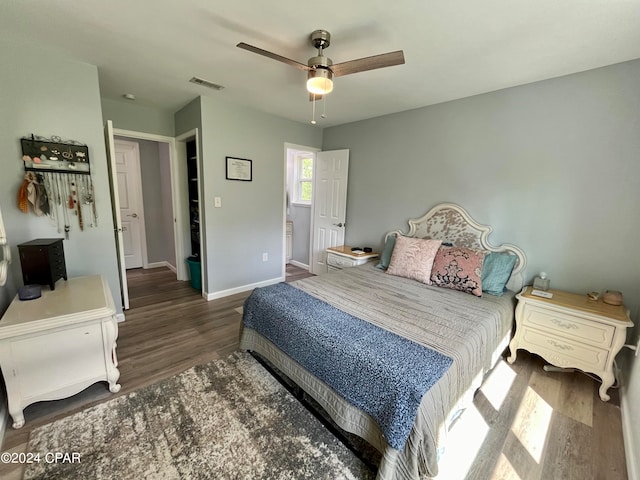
<box><xmin>189</xmin><ymin>76</ymin><xmax>225</xmax><ymax>91</ymax></box>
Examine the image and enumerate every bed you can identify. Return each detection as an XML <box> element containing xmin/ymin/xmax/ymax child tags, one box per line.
<box><xmin>240</xmin><ymin>203</ymin><xmax>526</xmax><ymax>479</ymax></box>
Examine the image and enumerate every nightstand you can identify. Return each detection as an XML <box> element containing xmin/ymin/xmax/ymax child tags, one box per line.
<box><xmin>0</xmin><ymin>275</ymin><xmax>121</xmax><ymax>428</ymax></box>
<box><xmin>326</xmin><ymin>246</ymin><xmax>379</xmax><ymax>272</ymax></box>
<box><xmin>508</xmin><ymin>286</ymin><xmax>633</xmax><ymax>401</ymax></box>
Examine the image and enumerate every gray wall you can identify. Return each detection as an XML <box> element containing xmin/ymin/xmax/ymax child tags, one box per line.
<box><xmin>0</xmin><ymin>40</ymin><xmax>122</xmax><ymax>315</ymax></box>
<box><xmin>181</xmin><ymin>95</ymin><xmax>322</xmax><ymax>294</ymax></box>
<box><xmin>289</xmin><ymin>205</ymin><xmax>311</xmax><ymax>266</ymax></box>
<box><xmin>323</xmin><ymin>59</ymin><xmax>640</xmax><ymax>469</ymax></box>
<box><xmin>102</xmin><ymin>98</ymin><xmax>175</xmax><ymax>137</ymax></box>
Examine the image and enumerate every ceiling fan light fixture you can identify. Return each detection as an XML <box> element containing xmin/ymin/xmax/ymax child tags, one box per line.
<box><xmin>307</xmin><ymin>68</ymin><xmax>333</xmax><ymax>95</ymax></box>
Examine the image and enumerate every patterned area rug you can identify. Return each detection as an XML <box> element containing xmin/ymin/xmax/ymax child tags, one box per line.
<box><xmin>24</xmin><ymin>352</ymin><xmax>375</xmax><ymax>480</ymax></box>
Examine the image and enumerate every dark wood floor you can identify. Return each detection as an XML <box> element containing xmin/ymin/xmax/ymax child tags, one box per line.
<box><xmin>0</xmin><ymin>265</ymin><xmax>628</xmax><ymax>479</ymax></box>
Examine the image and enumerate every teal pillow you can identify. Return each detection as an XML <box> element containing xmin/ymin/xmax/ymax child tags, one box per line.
<box><xmin>376</xmin><ymin>235</ymin><xmax>397</xmax><ymax>270</ymax></box>
<box><xmin>482</xmin><ymin>252</ymin><xmax>517</xmax><ymax>296</ymax></box>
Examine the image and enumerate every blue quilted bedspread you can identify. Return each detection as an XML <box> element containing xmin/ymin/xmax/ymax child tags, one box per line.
<box><xmin>242</xmin><ymin>282</ymin><xmax>453</xmax><ymax>450</ymax></box>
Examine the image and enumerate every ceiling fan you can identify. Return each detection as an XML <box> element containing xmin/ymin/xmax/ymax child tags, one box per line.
<box><xmin>237</xmin><ymin>29</ymin><xmax>405</xmax><ymax>100</ymax></box>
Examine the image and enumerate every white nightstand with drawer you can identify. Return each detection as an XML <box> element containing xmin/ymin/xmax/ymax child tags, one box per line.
<box><xmin>507</xmin><ymin>286</ymin><xmax>633</xmax><ymax>401</ymax></box>
<box><xmin>326</xmin><ymin>246</ymin><xmax>379</xmax><ymax>272</ymax></box>
<box><xmin>0</xmin><ymin>275</ymin><xmax>121</xmax><ymax>428</ymax></box>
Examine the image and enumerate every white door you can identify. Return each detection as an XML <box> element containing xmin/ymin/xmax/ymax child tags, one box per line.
<box><xmin>114</xmin><ymin>140</ymin><xmax>146</xmax><ymax>269</ymax></box>
<box><xmin>310</xmin><ymin>149</ymin><xmax>349</xmax><ymax>274</ymax></box>
<box><xmin>104</xmin><ymin>121</ymin><xmax>129</xmax><ymax>310</ymax></box>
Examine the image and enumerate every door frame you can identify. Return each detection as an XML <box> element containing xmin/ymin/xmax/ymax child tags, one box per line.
<box><xmin>112</xmin><ymin>128</ymin><xmax>188</xmax><ymax>281</ymax></box>
<box><xmin>283</xmin><ymin>143</ymin><xmax>321</xmax><ymax>279</ymax></box>
<box><xmin>105</xmin><ymin>121</ymin><xmax>129</xmax><ymax>309</ymax></box>
<box><xmin>175</xmin><ymin>129</ymin><xmax>205</xmax><ymax>294</ymax></box>
<box><xmin>113</xmin><ymin>138</ymin><xmax>148</xmax><ymax>269</ymax></box>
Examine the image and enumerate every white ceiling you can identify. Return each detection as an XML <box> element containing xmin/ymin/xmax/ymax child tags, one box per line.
<box><xmin>2</xmin><ymin>0</ymin><xmax>640</xmax><ymax>127</ymax></box>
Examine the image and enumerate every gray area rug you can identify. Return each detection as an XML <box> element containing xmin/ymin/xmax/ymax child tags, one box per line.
<box><xmin>24</xmin><ymin>352</ymin><xmax>375</xmax><ymax>480</ymax></box>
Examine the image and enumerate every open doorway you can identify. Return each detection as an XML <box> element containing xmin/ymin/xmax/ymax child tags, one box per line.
<box><xmin>106</xmin><ymin>125</ymin><xmax>194</xmax><ymax>309</ymax></box>
<box><xmin>113</xmin><ymin>134</ymin><xmax>176</xmax><ymax>272</ymax></box>
<box><xmin>284</xmin><ymin>144</ymin><xmax>320</xmax><ymax>273</ymax></box>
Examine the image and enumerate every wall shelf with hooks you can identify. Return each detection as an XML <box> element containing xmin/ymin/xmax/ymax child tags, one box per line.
<box><xmin>21</xmin><ymin>134</ymin><xmax>90</xmax><ymax>175</ymax></box>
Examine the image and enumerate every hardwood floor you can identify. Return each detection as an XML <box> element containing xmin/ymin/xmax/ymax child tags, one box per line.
<box><xmin>0</xmin><ymin>265</ymin><xmax>629</xmax><ymax>479</ymax></box>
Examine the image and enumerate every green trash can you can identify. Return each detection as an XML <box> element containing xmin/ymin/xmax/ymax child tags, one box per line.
<box><xmin>186</xmin><ymin>256</ymin><xmax>201</xmax><ymax>290</ymax></box>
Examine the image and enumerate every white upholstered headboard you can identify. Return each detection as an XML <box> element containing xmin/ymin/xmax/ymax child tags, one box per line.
<box><xmin>385</xmin><ymin>202</ymin><xmax>527</xmax><ymax>292</ymax></box>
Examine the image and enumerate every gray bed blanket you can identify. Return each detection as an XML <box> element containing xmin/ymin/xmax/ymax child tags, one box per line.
<box><xmin>240</xmin><ymin>264</ymin><xmax>515</xmax><ymax>479</ymax></box>
<box><xmin>243</xmin><ymin>282</ymin><xmax>453</xmax><ymax>450</ymax></box>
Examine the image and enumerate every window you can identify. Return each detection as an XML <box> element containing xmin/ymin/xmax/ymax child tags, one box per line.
<box><xmin>293</xmin><ymin>153</ymin><xmax>313</xmax><ymax>205</ymax></box>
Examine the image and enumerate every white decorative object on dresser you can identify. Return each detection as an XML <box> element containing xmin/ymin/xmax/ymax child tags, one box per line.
<box><xmin>508</xmin><ymin>286</ymin><xmax>633</xmax><ymax>401</ymax></box>
<box><xmin>0</xmin><ymin>275</ymin><xmax>121</xmax><ymax>428</ymax></box>
<box><xmin>326</xmin><ymin>245</ymin><xmax>379</xmax><ymax>272</ymax></box>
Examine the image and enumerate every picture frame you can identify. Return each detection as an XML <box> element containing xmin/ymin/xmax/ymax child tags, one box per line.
<box><xmin>225</xmin><ymin>157</ymin><xmax>252</xmax><ymax>181</ymax></box>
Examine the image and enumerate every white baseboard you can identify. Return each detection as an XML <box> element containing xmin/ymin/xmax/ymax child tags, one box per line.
<box><xmin>205</xmin><ymin>276</ymin><xmax>285</xmax><ymax>301</ymax></box>
<box><xmin>145</xmin><ymin>261</ymin><xmax>177</xmax><ymax>273</ymax></box>
<box><xmin>289</xmin><ymin>260</ymin><xmax>309</xmax><ymax>270</ymax></box>
<box><xmin>115</xmin><ymin>313</ymin><xmax>126</xmax><ymax>323</ymax></box>
<box><xmin>621</xmin><ymin>382</ymin><xmax>638</xmax><ymax>480</ymax></box>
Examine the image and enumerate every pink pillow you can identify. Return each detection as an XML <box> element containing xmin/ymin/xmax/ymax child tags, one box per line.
<box><xmin>430</xmin><ymin>246</ymin><xmax>485</xmax><ymax>296</ymax></box>
<box><xmin>386</xmin><ymin>237</ymin><xmax>442</xmax><ymax>285</ymax></box>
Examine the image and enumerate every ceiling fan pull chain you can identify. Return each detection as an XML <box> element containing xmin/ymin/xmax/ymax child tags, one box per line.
<box><xmin>311</xmin><ymin>94</ymin><xmax>317</xmax><ymax>125</ymax></box>
<box><xmin>321</xmin><ymin>95</ymin><xmax>327</xmax><ymax>119</ymax></box>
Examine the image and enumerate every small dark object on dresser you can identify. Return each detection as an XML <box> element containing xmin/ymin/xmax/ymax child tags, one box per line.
<box><xmin>18</xmin><ymin>238</ymin><xmax>67</xmax><ymax>290</ymax></box>
<box><xmin>18</xmin><ymin>284</ymin><xmax>42</xmax><ymax>300</ymax></box>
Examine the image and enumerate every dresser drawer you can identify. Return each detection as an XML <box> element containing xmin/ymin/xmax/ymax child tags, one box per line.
<box><xmin>327</xmin><ymin>254</ymin><xmax>358</xmax><ymax>268</ymax></box>
<box><xmin>520</xmin><ymin>327</ymin><xmax>609</xmax><ymax>372</ymax></box>
<box><xmin>10</xmin><ymin>322</ymin><xmax>104</xmax><ymax>401</ymax></box>
<box><xmin>522</xmin><ymin>305</ymin><xmax>615</xmax><ymax>348</ymax></box>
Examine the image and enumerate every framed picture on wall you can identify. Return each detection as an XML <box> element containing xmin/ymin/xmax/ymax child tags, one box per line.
<box><xmin>225</xmin><ymin>157</ymin><xmax>252</xmax><ymax>181</ymax></box>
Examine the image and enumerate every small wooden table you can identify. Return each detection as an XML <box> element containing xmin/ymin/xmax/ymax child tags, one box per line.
<box><xmin>326</xmin><ymin>246</ymin><xmax>379</xmax><ymax>272</ymax></box>
<box><xmin>0</xmin><ymin>275</ymin><xmax>121</xmax><ymax>428</ymax></box>
<box><xmin>508</xmin><ymin>286</ymin><xmax>633</xmax><ymax>401</ymax></box>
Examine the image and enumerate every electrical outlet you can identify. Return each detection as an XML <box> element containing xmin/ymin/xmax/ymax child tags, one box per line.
<box><xmin>636</xmin><ymin>337</ymin><xmax>640</xmax><ymax>357</ymax></box>
<box><xmin>214</xmin><ymin>196</ymin><xmax>222</xmax><ymax>208</ymax></box>
<box><xmin>262</xmin><ymin>252</ymin><xmax>268</xmax><ymax>262</ymax></box>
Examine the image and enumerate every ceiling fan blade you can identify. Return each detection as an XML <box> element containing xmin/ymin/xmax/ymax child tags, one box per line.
<box><xmin>309</xmin><ymin>93</ymin><xmax>323</xmax><ymax>102</ymax></box>
<box><xmin>331</xmin><ymin>50</ymin><xmax>405</xmax><ymax>77</ymax></box>
<box><xmin>236</xmin><ymin>42</ymin><xmax>309</xmax><ymax>71</ymax></box>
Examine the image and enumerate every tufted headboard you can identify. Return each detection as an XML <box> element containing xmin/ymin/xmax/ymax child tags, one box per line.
<box><xmin>385</xmin><ymin>202</ymin><xmax>527</xmax><ymax>292</ymax></box>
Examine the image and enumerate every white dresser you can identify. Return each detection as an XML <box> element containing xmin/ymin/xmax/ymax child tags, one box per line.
<box><xmin>508</xmin><ymin>286</ymin><xmax>633</xmax><ymax>401</ymax></box>
<box><xmin>0</xmin><ymin>275</ymin><xmax>121</xmax><ymax>428</ymax></box>
<box><xmin>326</xmin><ymin>246</ymin><xmax>379</xmax><ymax>272</ymax></box>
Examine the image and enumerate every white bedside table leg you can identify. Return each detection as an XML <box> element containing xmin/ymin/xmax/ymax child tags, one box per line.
<box><xmin>8</xmin><ymin>402</ymin><xmax>25</xmax><ymax>429</ymax></box>
<box><xmin>599</xmin><ymin>372</ymin><xmax>613</xmax><ymax>402</ymax></box>
<box><xmin>104</xmin><ymin>318</ymin><xmax>121</xmax><ymax>393</ymax></box>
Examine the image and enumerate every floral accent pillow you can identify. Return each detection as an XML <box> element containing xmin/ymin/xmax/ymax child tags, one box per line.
<box><xmin>386</xmin><ymin>237</ymin><xmax>442</xmax><ymax>285</ymax></box>
<box><xmin>430</xmin><ymin>246</ymin><xmax>485</xmax><ymax>297</ymax></box>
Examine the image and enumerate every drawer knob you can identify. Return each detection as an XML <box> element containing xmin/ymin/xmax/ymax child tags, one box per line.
<box><xmin>550</xmin><ymin>319</ymin><xmax>578</xmax><ymax>330</ymax></box>
<box><xmin>547</xmin><ymin>339</ymin><xmax>573</xmax><ymax>351</ymax></box>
